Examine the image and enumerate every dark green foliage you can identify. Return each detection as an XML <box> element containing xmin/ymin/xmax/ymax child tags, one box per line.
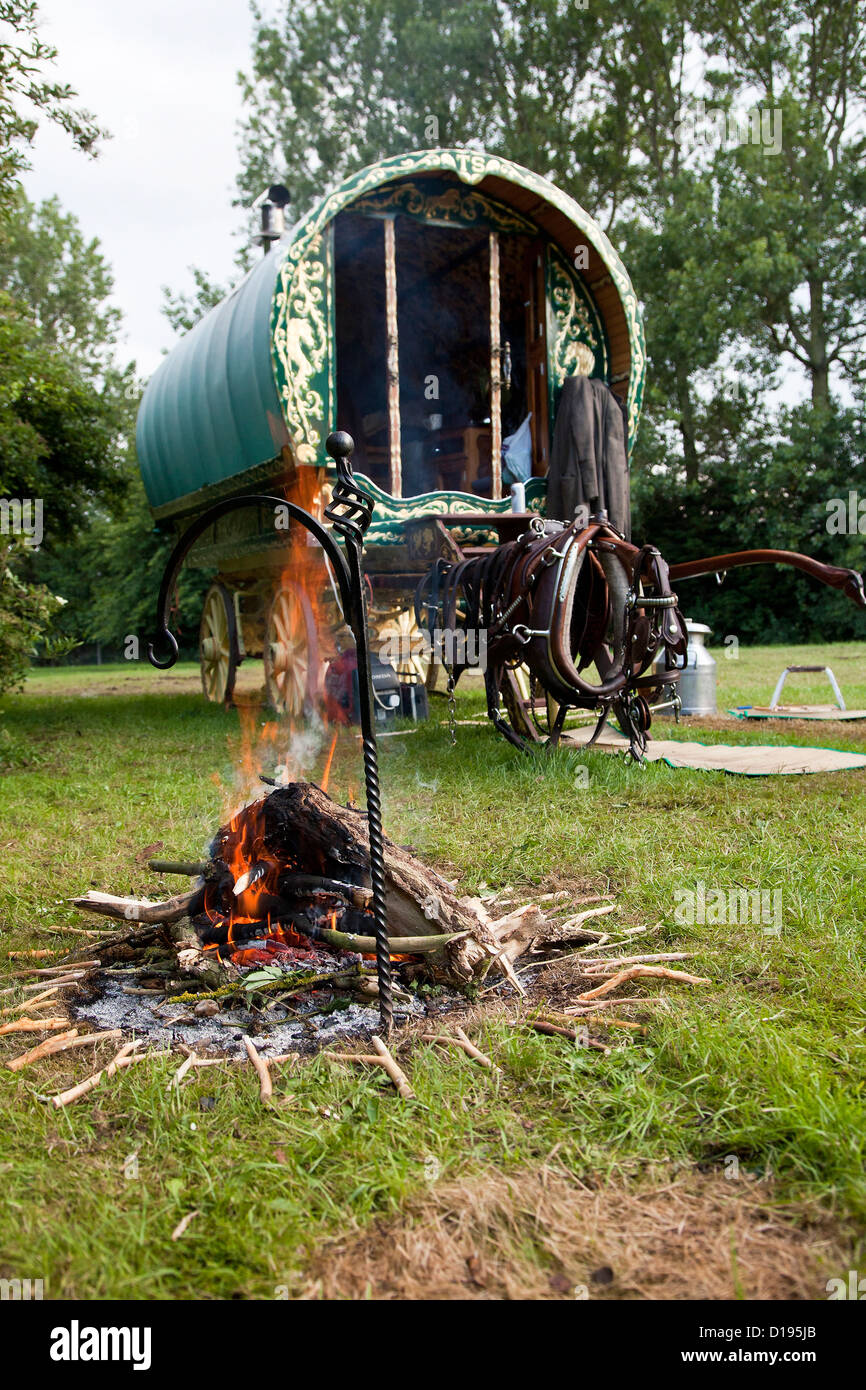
<box><xmin>0</xmin><ymin>0</ymin><xmax>104</xmax><ymax>208</ymax></box>
<box><xmin>0</xmin><ymin>190</ymin><xmax>208</xmax><ymax>662</ymax></box>
<box><xmin>633</xmin><ymin>403</ymin><xmax>866</xmax><ymax>643</ymax></box>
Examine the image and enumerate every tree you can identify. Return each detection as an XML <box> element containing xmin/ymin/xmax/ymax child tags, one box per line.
<box><xmin>0</xmin><ymin>193</ymin><xmax>211</xmax><ymax>657</ymax></box>
<box><xmin>228</xmin><ymin>0</ymin><xmax>866</xmax><ymax>645</ymax></box>
<box><xmin>0</xmin><ymin>286</ymin><xmax>127</xmax><ymax>539</ymax></box>
<box><xmin>0</xmin><ymin>192</ymin><xmax>131</xmax><ymax>540</ymax></box>
<box><xmin>633</xmin><ymin>399</ymin><xmax>866</xmax><ymax>643</ymax></box>
<box><xmin>0</xmin><ymin>535</ymin><xmax>64</xmax><ymax>694</ymax></box>
<box><xmin>162</xmin><ymin>266</ymin><xmax>229</xmax><ymax>335</ymax></box>
<box><xmin>0</xmin><ymin>2</ymin><xmax>110</xmax><ymax>691</ymax></box>
<box><xmin>700</xmin><ymin>0</ymin><xmax>866</xmax><ymax>407</ymax></box>
<box><xmin>1</xmin><ymin>189</ymin><xmax>121</xmax><ymax>366</ymax></box>
<box><xmin>237</xmin><ymin>0</ymin><xmax>751</xmax><ymax>487</ymax></box>
<box><xmin>238</xmin><ymin>0</ymin><xmax>609</xmax><ymax>214</ymax></box>
<box><xmin>0</xmin><ymin>0</ymin><xmax>104</xmax><ymax>208</ymax></box>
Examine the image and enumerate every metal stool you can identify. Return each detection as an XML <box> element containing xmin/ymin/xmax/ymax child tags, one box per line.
<box><xmin>770</xmin><ymin>665</ymin><xmax>846</xmax><ymax>710</ymax></box>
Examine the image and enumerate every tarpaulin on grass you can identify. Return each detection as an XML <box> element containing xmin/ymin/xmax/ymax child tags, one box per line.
<box><xmin>565</xmin><ymin>726</ymin><xmax>866</xmax><ymax>775</ymax></box>
<box><xmin>731</xmin><ymin>705</ymin><xmax>866</xmax><ymax>721</ymax></box>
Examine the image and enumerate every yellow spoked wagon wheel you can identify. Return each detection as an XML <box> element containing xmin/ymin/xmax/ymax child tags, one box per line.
<box><xmin>501</xmin><ymin>662</ymin><xmax>543</xmax><ymax>743</ymax></box>
<box><xmin>376</xmin><ymin>607</ymin><xmax>428</xmax><ymax>683</ymax></box>
<box><xmin>264</xmin><ymin>582</ymin><xmax>322</xmax><ymax>717</ymax></box>
<box><xmin>199</xmin><ymin>583</ymin><xmax>238</xmax><ymax>704</ymax></box>
<box><xmin>501</xmin><ymin>663</ymin><xmax>570</xmax><ymax>743</ymax></box>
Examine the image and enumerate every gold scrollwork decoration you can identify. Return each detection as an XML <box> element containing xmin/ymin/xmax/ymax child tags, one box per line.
<box><xmin>347</xmin><ymin>181</ymin><xmax>535</xmax><ymax>237</ymax></box>
<box><xmin>272</xmin><ymin>233</ymin><xmax>331</xmax><ymax>465</ymax></box>
<box><xmin>548</xmin><ymin>249</ymin><xmax>604</xmax><ymax>385</ymax></box>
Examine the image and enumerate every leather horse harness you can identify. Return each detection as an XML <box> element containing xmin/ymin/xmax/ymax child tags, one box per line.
<box><xmin>417</xmin><ymin>510</ymin><xmax>688</xmax><ymax>759</ymax></box>
<box><xmin>416</xmin><ymin>511</ymin><xmax>866</xmax><ymax>760</ymax></box>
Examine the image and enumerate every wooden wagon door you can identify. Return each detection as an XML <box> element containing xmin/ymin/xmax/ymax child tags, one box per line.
<box><xmin>524</xmin><ymin>240</ymin><xmax>550</xmax><ymax>475</ymax></box>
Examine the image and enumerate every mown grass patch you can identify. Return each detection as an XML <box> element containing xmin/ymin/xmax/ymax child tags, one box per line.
<box><xmin>0</xmin><ymin>645</ymin><xmax>864</xmax><ymax>1298</ymax></box>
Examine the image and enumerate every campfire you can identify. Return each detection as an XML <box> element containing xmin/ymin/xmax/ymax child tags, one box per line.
<box><xmin>72</xmin><ymin>780</ymin><xmax>555</xmax><ymax>993</ymax></box>
<box><xmin>65</xmin><ymin>778</ymin><xmax>652</xmax><ymax>1048</ymax></box>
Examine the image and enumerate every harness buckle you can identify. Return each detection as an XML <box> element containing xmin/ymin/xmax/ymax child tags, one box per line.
<box><xmin>512</xmin><ymin>623</ymin><xmax>550</xmax><ymax>644</ymax></box>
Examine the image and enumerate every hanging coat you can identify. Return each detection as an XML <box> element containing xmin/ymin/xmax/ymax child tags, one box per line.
<box><xmin>546</xmin><ymin>376</ymin><xmax>631</xmax><ymax>538</ymax></box>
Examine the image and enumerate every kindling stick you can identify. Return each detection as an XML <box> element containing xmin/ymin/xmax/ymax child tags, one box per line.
<box><xmin>7</xmin><ymin>1029</ymin><xmax>123</xmax><ymax>1072</ymax></box>
<box><xmin>7</xmin><ymin>960</ymin><xmax>100</xmax><ymax>978</ymax></box>
<box><xmin>171</xmin><ymin>1209</ymin><xmax>201</xmax><ymax>1242</ymax></box>
<box><xmin>370</xmin><ymin>1035</ymin><xmax>415</xmax><ymax>1098</ymax></box>
<box><xmin>243</xmin><ymin>1036</ymin><xmax>273</xmax><ymax>1104</ymax></box>
<box><xmin>527</xmin><ymin>1020</ymin><xmax>609</xmax><ymax>1052</ymax></box>
<box><xmin>323</xmin><ymin>1040</ymin><xmax>416</xmax><ymax>1099</ymax></box>
<box><xmin>7</xmin><ymin>1028</ymin><xmax>78</xmax><ymax>1067</ymax></box>
<box><xmin>553</xmin><ymin>904</ymin><xmax>618</xmax><ymax>935</ymax></box>
<box><xmin>0</xmin><ymin>1016</ymin><xmax>70</xmax><ymax>1035</ymax></box>
<box><xmin>170</xmin><ymin>1051</ymin><xmax>197</xmax><ymax>1089</ymax></box>
<box><xmin>420</xmin><ymin>1028</ymin><xmax>499</xmax><ymax>1071</ymax></box>
<box><xmin>322</xmin><ymin>1052</ymin><xmax>383</xmax><ymax>1065</ymax></box>
<box><xmin>0</xmin><ymin>985</ymin><xmax>60</xmax><ymax>1015</ymax></box>
<box><xmin>50</xmin><ymin>1040</ymin><xmax>146</xmax><ymax>1108</ymax></box>
<box><xmin>575</xmin><ymin>965</ymin><xmax>711</xmax><ymax>1002</ymax></box>
<box><xmin>562</xmin><ymin>996</ymin><xmax>669</xmax><ymax>1015</ymax></box>
<box><xmin>70</xmin><ymin>890</ymin><xmax>194</xmax><ymax>924</ymax></box>
<box><xmin>581</xmin><ymin>952</ymin><xmax>695</xmax><ymax>972</ymax></box>
<box><xmin>21</xmin><ymin>974</ymin><xmax>85</xmax><ymax>991</ymax></box>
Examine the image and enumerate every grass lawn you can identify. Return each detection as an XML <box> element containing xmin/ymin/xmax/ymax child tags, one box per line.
<box><xmin>0</xmin><ymin>641</ymin><xmax>864</xmax><ymax>1300</ymax></box>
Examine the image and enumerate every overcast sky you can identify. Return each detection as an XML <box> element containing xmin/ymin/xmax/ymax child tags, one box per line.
<box><xmin>24</xmin><ymin>0</ymin><xmax>265</xmax><ymax>376</ymax></box>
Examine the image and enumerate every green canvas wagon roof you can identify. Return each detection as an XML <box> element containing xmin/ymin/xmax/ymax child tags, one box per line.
<box><xmin>137</xmin><ymin>148</ymin><xmax>645</xmax><ymax>517</ymax></box>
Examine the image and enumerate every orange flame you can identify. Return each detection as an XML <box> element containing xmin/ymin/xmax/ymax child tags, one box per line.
<box><xmin>321</xmin><ymin>731</ymin><xmax>338</xmax><ymax>794</ymax></box>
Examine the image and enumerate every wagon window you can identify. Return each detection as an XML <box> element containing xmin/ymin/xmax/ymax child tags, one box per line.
<box><xmin>396</xmin><ymin>219</ymin><xmax>489</xmax><ymax>497</ymax></box>
<box><xmin>334</xmin><ymin>206</ymin><xmax>535</xmax><ymax>499</ymax></box>
<box><xmin>334</xmin><ymin>213</ymin><xmax>389</xmax><ymax>488</ymax></box>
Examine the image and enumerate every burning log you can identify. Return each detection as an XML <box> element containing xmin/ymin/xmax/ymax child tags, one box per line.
<box><xmin>68</xmin><ymin>781</ymin><xmax>660</xmax><ymax>1020</ymax></box>
<box><xmin>70</xmin><ymin>890</ymin><xmax>195</xmax><ymax>924</ymax></box>
<box><xmin>212</xmin><ymin>782</ymin><xmax>491</xmax><ymax>940</ymax></box>
<box><xmin>182</xmin><ymin>782</ymin><xmax>503</xmax><ymax>986</ymax></box>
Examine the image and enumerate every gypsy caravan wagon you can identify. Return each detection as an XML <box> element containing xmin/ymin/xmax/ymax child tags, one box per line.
<box><xmin>136</xmin><ymin>149</ymin><xmax>646</xmax><ymax>717</ymax></box>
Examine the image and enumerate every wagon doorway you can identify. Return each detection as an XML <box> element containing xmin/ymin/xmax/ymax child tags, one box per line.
<box><xmin>334</xmin><ymin>208</ymin><xmax>539</xmax><ymax>499</ymax></box>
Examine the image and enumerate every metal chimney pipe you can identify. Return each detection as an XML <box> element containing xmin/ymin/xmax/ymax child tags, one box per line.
<box><xmin>252</xmin><ymin>184</ymin><xmax>291</xmax><ymax>256</ymax></box>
